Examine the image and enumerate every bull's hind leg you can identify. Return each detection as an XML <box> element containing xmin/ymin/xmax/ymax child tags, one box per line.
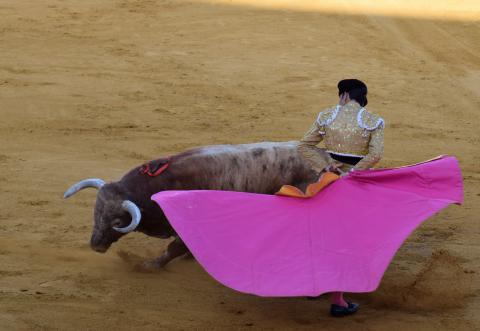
<box><xmin>144</xmin><ymin>236</ymin><xmax>189</xmax><ymax>269</ymax></box>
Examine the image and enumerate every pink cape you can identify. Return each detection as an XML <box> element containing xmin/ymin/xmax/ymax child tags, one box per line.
<box><xmin>151</xmin><ymin>156</ymin><xmax>463</xmax><ymax>297</ymax></box>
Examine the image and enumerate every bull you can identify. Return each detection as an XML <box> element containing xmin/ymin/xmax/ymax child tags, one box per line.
<box><xmin>64</xmin><ymin>141</ymin><xmax>329</xmax><ymax>268</ymax></box>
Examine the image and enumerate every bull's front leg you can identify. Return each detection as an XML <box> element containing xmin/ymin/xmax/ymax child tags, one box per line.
<box><xmin>143</xmin><ymin>236</ymin><xmax>189</xmax><ymax>269</ymax></box>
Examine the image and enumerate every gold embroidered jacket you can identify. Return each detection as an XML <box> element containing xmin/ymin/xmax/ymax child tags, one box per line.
<box><xmin>298</xmin><ymin>100</ymin><xmax>384</xmax><ymax>173</ymax></box>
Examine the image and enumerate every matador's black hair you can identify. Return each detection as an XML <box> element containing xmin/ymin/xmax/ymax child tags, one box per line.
<box><xmin>338</xmin><ymin>79</ymin><xmax>368</xmax><ymax>107</ymax></box>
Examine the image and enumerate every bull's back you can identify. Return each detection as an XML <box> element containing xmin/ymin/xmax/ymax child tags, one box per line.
<box><xmin>171</xmin><ymin>141</ymin><xmax>316</xmax><ymax>193</ymax></box>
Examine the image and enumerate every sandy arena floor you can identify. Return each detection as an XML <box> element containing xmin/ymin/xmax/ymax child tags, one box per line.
<box><xmin>0</xmin><ymin>1</ymin><xmax>479</xmax><ymax>330</ymax></box>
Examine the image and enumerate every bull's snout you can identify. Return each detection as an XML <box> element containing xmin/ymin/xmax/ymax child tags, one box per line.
<box><xmin>90</xmin><ymin>231</ymin><xmax>114</xmax><ymax>253</ymax></box>
<box><xmin>91</xmin><ymin>244</ymin><xmax>109</xmax><ymax>253</ymax></box>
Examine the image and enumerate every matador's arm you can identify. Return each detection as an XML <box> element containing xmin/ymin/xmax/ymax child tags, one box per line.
<box><xmin>297</xmin><ymin>119</ymin><xmax>331</xmax><ymax>174</ymax></box>
<box><xmin>353</xmin><ymin>126</ymin><xmax>384</xmax><ymax>170</ymax></box>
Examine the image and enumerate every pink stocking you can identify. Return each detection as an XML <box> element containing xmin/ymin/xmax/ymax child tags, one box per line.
<box><xmin>331</xmin><ymin>292</ymin><xmax>348</xmax><ymax>307</ymax></box>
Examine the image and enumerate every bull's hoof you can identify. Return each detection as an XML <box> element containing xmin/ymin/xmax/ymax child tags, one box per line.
<box><xmin>182</xmin><ymin>252</ymin><xmax>195</xmax><ymax>260</ymax></box>
<box><xmin>135</xmin><ymin>257</ymin><xmax>168</xmax><ymax>272</ymax></box>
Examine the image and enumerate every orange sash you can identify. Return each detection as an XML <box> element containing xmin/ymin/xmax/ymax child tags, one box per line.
<box><xmin>275</xmin><ymin>172</ymin><xmax>339</xmax><ymax>198</ymax></box>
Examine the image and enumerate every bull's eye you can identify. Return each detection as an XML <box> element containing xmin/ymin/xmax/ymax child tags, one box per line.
<box><xmin>111</xmin><ymin>218</ymin><xmax>123</xmax><ymax>228</ymax></box>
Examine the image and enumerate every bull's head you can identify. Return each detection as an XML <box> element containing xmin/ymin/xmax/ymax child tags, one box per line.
<box><xmin>64</xmin><ymin>178</ymin><xmax>141</xmax><ymax>252</ymax></box>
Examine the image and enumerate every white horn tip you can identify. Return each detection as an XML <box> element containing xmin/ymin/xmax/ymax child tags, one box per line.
<box><xmin>63</xmin><ymin>187</ymin><xmax>77</xmax><ymax>199</ymax></box>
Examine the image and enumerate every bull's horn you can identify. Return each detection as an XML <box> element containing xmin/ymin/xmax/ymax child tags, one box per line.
<box><xmin>113</xmin><ymin>200</ymin><xmax>142</xmax><ymax>234</ymax></box>
<box><xmin>63</xmin><ymin>178</ymin><xmax>106</xmax><ymax>199</ymax></box>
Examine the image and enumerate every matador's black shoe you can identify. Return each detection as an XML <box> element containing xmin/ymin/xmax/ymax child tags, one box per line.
<box><xmin>330</xmin><ymin>302</ymin><xmax>359</xmax><ymax>317</ymax></box>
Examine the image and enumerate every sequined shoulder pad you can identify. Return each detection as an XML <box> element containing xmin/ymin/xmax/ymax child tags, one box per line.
<box><xmin>357</xmin><ymin>108</ymin><xmax>385</xmax><ymax>130</ymax></box>
<box><xmin>316</xmin><ymin>105</ymin><xmax>340</xmax><ymax>127</ymax></box>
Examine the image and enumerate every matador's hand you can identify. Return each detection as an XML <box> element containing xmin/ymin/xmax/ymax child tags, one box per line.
<box><xmin>325</xmin><ymin>162</ymin><xmax>344</xmax><ymax>175</ymax></box>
